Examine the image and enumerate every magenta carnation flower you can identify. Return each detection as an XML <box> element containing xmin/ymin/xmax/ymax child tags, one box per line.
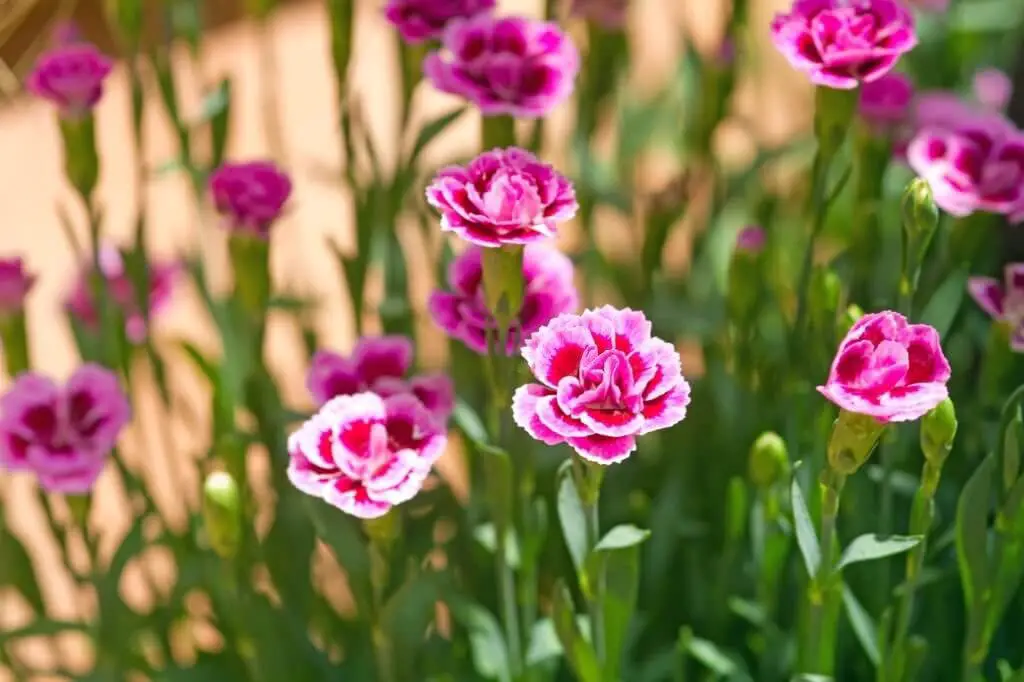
<box><xmin>0</xmin><ymin>258</ymin><xmax>35</xmax><ymax>315</ymax></box>
<box><xmin>423</xmin><ymin>15</ymin><xmax>580</xmax><ymax>118</ymax></box>
<box><xmin>818</xmin><ymin>311</ymin><xmax>950</xmax><ymax>423</ymax></box>
<box><xmin>571</xmin><ymin>0</ymin><xmax>630</xmax><ymax>29</ymax></box>
<box><xmin>26</xmin><ymin>43</ymin><xmax>114</xmax><ymax>117</ymax></box>
<box><xmin>512</xmin><ymin>306</ymin><xmax>691</xmax><ymax>464</ymax></box>
<box><xmin>735</xmin><ymin>226</ymin><xmax>766</xmax><ymax>255</ymax></box>
<box><xmin>906</xmin><ymin>117</ymin><xmax>1024</xmax><ymax>222</ymax></box>
<box><xmin>209</xmin><ymin>161</ymin><xmax>293</xmax><ymax>237</ymax></box>
<box><xmin>384</xmin><ymin>0</ymin><xmax>496</xmax><ymax>44</ymax></box>
<box><xmin>429</xmin><ymin>244</ymin><xmax>578</xmax><ymax>354</ymax></box>
<box><xmin>65</xmin><ymin>244</ymin><xmax>179</xmax><ymax>344</ymax></box>
<box><xmin>306</xmin><ymin>336</ymin><xmax>453</xmax><ymax>425</ymax></box>
<box><xmin>973</xmin><ymin>68</ymin><xmax>1013</xmax><ymax>113</ymax></box>
<box><xmin>770</xmin><ymin>0</ymin><xmax>917</xmax><ymax>90</ymax></box>
<box><xmin>426</xmin><ymin>147</ymin><xmax>577</xmax><ymax>247</ymax></box>
<box><xmin>287</xmin><ymin>392</ymin><xmax>447</xmax><ymax>519</ymax></box>
<box><xmin>968</xmin><ymin>264</ymin><xmax>1024</xmax><ymax>351</ymax></box>
<box><xmin>859</xmin><ymin>72</ymin><xmax>914</xmax><ymax>129</ymax></box>
<box><xmin>0</xmin><ymin>364</ymin><xmax>130</xmax><ymax>492</ymax></box>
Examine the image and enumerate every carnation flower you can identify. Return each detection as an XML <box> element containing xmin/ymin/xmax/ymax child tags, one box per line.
<box><xmin>0</xmin><ymin>258</ymin><xmax>35</xmax><ymax>315</ymax></box>
<box><xmin>287</xmin><ymin>392</ymin><xmax>447</xmax><ymax>519</ymax></box>
<box><xmin>968</xmin><ymin>264</ymin><xmax>1024</xmax><ymax>351</ymax></box>
<box><xmin>426</xmin><ymin>147</ymin><xmax>577</xmax><ymax>247</ymax></box>
<box><xmin>26</xmin><ymin>43</ymin><xmax>114</xmax><ymax>117</ymax></box>
<box><xmin>429</xmin><ymin>243</ymin><xmax>578</xmax><ymax>354</ymax></box>
<box><xmin>65</xmin><ymin>245</ymin><xmax>179</xmax><ymax>344</ymax></box>
<box><xmin>735</xmin><ymin>226</ymin><xmax>766</xmax><ymax>255</ymax></box>
<box><xmin>859</xmin><ymin>72</ymin><xmax>915</xmax><ymax>129</ymax></box>
<box><xmin>770</xmin><ymin>0</ymin><xmax>917</xmax><ymax>90</ymax></box>
<box><xmin>423</xmin><ymin>15</ymin><xmax>580</xmax><ymax>118</ymax></box>
<box><xmin>306</xmin><ymin>336</ymin><xmax>453</xmax><ymax>425</ymax></box>
<box><xmin>512</xmin><ymin>306</ymin><xmax>691</xmax><ymax>464</ymax></box>
<box><xmin>817</xmin><ymin>311</ymin><xmax>951</xmax><ymax>423</ymax></box>
<box><xmin>384</xmin><ymin>0</ymin><xmax>496</xmax><ymax>44</ymax></box>
<box><xmin>209</xmin><ymin>161</ymin><xmax>293</xmax><ymax>237</ymax></box>
<box><xmin>906</xmin><ymin>117</ymin><xmax>1024</xmax><ymax>222</ymax></box>
<box><xmin>0</xmin><ymin>364</ymin><xmax>131</xmax><ymax>492</ymax></box>
<box><xmin>973</xmin><ymin>68</ymin><xmax>1013</xmax><ymax>112</ymax></box>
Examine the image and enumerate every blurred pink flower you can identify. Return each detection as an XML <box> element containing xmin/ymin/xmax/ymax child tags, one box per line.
<box><xmin>26</xmin><ymin>43</ymin><xmax>114</xmax><ymax>117</ymax></box>
<box><xmin>384</xmin><ymin>0</ymin><xmax>496</xmax><ymax>43</ymax></box>
<box><xmin>735</xmin><ymin>226</ymin><xmax>766</xmax><ymax>254</ymax></box>
<box><xmin>306</xmin><ymin>336</ymin><xmax>453</xmax><ymax>425</ymax></box>
<box><xmin>429</xmin><ymin>243</ymin><xmax>578</xmax><ymax>354</ymax></box>
<box><xmin>906</xmin><ymin>117</ymin><xmax>1024</xmax><ymax>221</ymax></box>
<box><xmin>52</xmin><ymin>21</ymin><xmax>83</xmax><ymax>46</ymax></box>
<box><xmin>0</xmin><ymin>364</ymin><xmax>130</xmax><ymax>493</ymax></box>
<box><xmin>770</xmin><ymin>0</ymin><xmax>917</xmax><ymax>90</ymax></box>
<box><xmin>65</xmin><ymin>245</ymin><xmax>180</xmax><ymax>344</ymax></box>
<box><xmin>571</xmin><ymin>0</ymin><xmax>629</xmax><ymax>29</ymax></box>
<box><xmin>0</xmin><ymin>258</ymin><xmax>35</xmax><ymax>314</ymax></box>
<box><xmin>859</xmin><ymin>72</ymin><xmax>915</xmax><ymax>128</ymax></box>
<box><xmin>426</xmin><ymin>147</ymin><xmax>577</xmax><ymax>247</ymax></box>
<box><xmin>209</xmin><ymin>161</ymin><xmax>293</xmax><ymax>237</ymax></box>
<box><xmin>818</xmin><ymin>311</ymin><xmax>950</xmax><ymax>423</ymax></box>
<box><xmin>512</xmin><ymin>306</ymin><xmax>691</xmax><ymax>464</ymax></box>
<box><xmin>287</xmin><ymin>392</ymin><xmax>447</xmax><ymax>519</ymax></box>
<box><xmin>423</xmin><ymin>15</ymin><xmax>580</xmax><ymax>117</ymax></box>
<box><xmin>968</xmin><ymin>264</ymin><xmax>1024</xmax><ymax>351</ymax></box>
<box><xmin>973</xmin><ymin>68</ymin><xmax>1013</xmax><ymax>112</ymax></box>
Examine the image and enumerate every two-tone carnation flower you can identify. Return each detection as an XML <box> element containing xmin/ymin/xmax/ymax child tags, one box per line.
<box><xmin>426</xmin><ymin>147</ymin><xmax>577</xmax><ymax>247</ymax></box>
<box><xmin>512</xmin><ymin>306</ymin><xmax>691</xmax><ymax>464</ymax></box>
<box><xmin>906</xmin><ymin>116</ymin><xmax>1024</xmax><ymax>222</ymax></box>
<box><xmin>26</xmin><ymin>43</ymin><xmax>114</xmax><ymax>117</ymax></box>
<box><xmin>0</xmin><ymin>258</ymin><xmax>36</xmax><ymax>315</ymax></box>
<box><xmin>384</xmin><ymin>0</ymin><xmax>496</xmax><ymax>43</ymax></box>
<box><xmin>307</xmin><ymin>336</ymin><xmax>453</xmax><ymax>425</ymax></box>
<box><xmin>423</xmin><ymin>15</ymin><xmax>580</xmax><ymax>118</ymax></box>
<box><xmin>859</xmin><ymin>72</ymin><xmax>915</xmax><ymax>130</ymax></box>
<box><xmin>287</xmin><ymin>392</ymin><xmax>447</xmax><ymax>519</ymax></box>
<box><xmin>968</xmin><ymin>264</ymin><xmax>1024</xmax><ymax>351</ymax></box>
<box><xmin>0</xmin><ymin>364</ymin><xmax>131</xmax><ymax>492</ymax></box>
<box><xmin>209</xmin><ymin>161</ymin><xmax>293</xmax><ymax>237</ymax></box>
<box><xmin>65</xmin><ymin>245</ymin><xmax>179</xmax><ymax>344</ymax></box>
<box><xmin>429</xmin><ymin>243</ymin><xmax>578</xmax><ymax>354</ymax></box>
<box><xmin>818</xmin><ymin>311</ymin><xmax>951</xmax><ymax>423</ymax></box>
<box><xmin>770</xmin><ymin>0</ymin><xmax>917</xmax><ymax>89</ymax></box>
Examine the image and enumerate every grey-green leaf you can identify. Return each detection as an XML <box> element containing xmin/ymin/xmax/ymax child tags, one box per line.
<box><xmin>842</xmin><ymin>585</ymin><xmax>880</xmax><ymax>665</ymax></box>
<box><xmin>836</xmin><ymin>534</ymin><xmax>923</xmax><ymax>571</ymax></box>
<box><xmin>551</xmin><ymin>580</ymin><xmax>601</xmax><ymax>682</ymax></box>
<box><xmin>593</xmin><ymin>524</ymin><xmax>651</xmax><ymax>552</ymax></box>
<box><xmin>956</xmin><ymin>454</ymin><xmax>996</xmax><ymax>611</ymax></box>
<box><xmin>0</xmin><ymin>525</ymin><xmax>44</xmax><ymax>615</ymax></box>
<box><xmin>557</xmin><ymin>459</ymin><xmax>589</xmax><ymax>577</ymax></box>
<box><xmin>791</xmin><ymin>472</ymin><xmax>821</xmax><ymax>575</ymax></box>
<box><xmin>451</xmin><ymin>600</ymin><xmax>511</xmax><ymax>682</ymax></box>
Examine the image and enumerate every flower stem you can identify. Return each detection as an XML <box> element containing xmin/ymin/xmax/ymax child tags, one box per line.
<box><xmin>367</xmin><ymin>519</ymin><xmax>397</xmax><ymax>682</ymax></box>
<box><xmin>574</xmin><ymin>458</ymin><xmax>607</xmax><ymax>663</ymax></box>
<box><xmin>804</xmin><ymin>466</ymin><xmax>845</xmax><ymax>674</ymax></box>
<box><xmin>482</xmin><ymin>114</ymin><xmax>517</xmax><ymax>150</ymax></box>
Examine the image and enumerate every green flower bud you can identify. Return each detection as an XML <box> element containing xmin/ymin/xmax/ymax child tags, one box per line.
<box><xmin>901</xmin><ymin>178</ymin><xmax>939</xmax><ymax>247</ymax></box>
<box><xmin>920</xmin><ymin>398</ymin><xmax>957</xmax><ymax>468</ymax></box>
<box><xmin>481</xmin><ymin>246</ymin><xmax>525</xmax><ymax>340</ymax></box>
<box><xmin>837</xmin><ymin>303</ymin><xmax>863</xmax><ymax>339</ymax></box>
<box><xmin>748</xmin><ymin>431</ymin><xmax>790</xmax><ymax>489</ymax></box>
<box><xmin>827</xmin><ymin>409</ymin><xmax>885</xmax><ymax>475</ymax></box>
<box><xmin>203</xmin><ymin>471</ymin><xmax>242</xmax><ymax>559</ymax></box>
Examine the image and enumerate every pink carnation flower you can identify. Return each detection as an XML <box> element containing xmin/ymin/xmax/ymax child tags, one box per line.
<box><xmin>571</xmin><ymin>0</ymin><xmax>630</xmax><ymax>29</ymax></box>
<box><xmin>423</xmin><ymin>15</ymin><xmax>580</xmax><ymax>118</ymax></box>
<box><xmin>512</xmin><ymin>306</ymin><xmax>691</xmax><ymax>465</ymax></box>
<box><xmin>65</xmin><ymin>245</ymin><xmax>179</xmax><ymax>344</ymax></box>
<box><xmin>818</xmin><ymin>311</ymin><xmax>950</xmax><ymax>423</ymax></box>
<box><xmin>306</xmin><ymin>336</ymin><xmax>453</xmax><ymax>425</ymax></box>
<box><xmin>209</xmin><ymin>161</ymin><xmax>293</xmax><ymax>237</ymax></box>
<box><xmin>973</xmin><ymin>68</ymin><xmax>1013</xmax><ymax>113</ymax></box>
<box><xmin>429</xmin><ymin>243</ymin><xmax>578</xmax><ymax>354</ymax></box>
<box><xmin>0</xmin><ymin>364</ymin><xmax>131</xmax><ymax>492</ymax></box>
<box><xmin>384</xmin><ymin>0</ymin><xmax>496</xmax><ymax>44</ymax></box>
<box><xmin>770</xmin><ymin>0</ymin><xmax>917</xmax><ymax>90</ymax></box>
<box><xmin>906</xmin><ymin>117</ymin><xmax>1024</xmax><ymax>222</ymax></box>
<box><xmin>0</xmin><ymin>258</ymin><xmax>36</xmax><ymax>315</ymax></box>
<box><xmin>735</xmin><ymin>226</ymin><xmax>766</xmax><ymax>254</ymax></box>
<box><xmin>968</xmin><ymin>264</ymin><xmax>1024</xmax><ymax>351</ymax></box>
<box><xmin>287</xmin><ymin>392</ymin><xmax>447</xmax><ymax>519</ymax></box>
<box><xmin>426</xmin><ymin>147</ymin><xmax>577</xmax><ymax>247</ymax></box>
<box><xmin>859</xmin><ymin>72</ymin><xmax>914</xmax><ymax>129</ymax></box>
<box><xmin>26</xmin><ymin>43</ymin><xmax>114</xmax><ymax>117</ymax></box>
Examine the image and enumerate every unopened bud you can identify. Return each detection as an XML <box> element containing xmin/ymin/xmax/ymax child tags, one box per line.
<box><xmin>920</xmin><ymin>398</ymin><xmax>957</xmax><ymax>468</ymax></box>
<box><xmin>901</xmin><ymin>178</ymin><xmax>939</xmax><ymax>264</ymax></box>
<box><xmin>748</xmin><ymin>431</ymin><xmax>790</xmax><ymax>488</ymax></box>
<box><xmin>203</xmin><ymin>471</ymin><xmax>242</xmax><ymax>559</ymax></box>
<box><xmin>827</xmin><ymin>409</ymin><xmax>885</xmax><ymax>475</ymax></box>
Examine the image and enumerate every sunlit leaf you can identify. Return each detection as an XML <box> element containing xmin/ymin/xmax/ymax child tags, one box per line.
<box><xmin>842</xmin><ymin>585</ymin><xmax>880</xmax><ymax>666</ymax></box>
<box><xmin>791</xmin><ymin>471</ymin><xmax>821</xmax><ymax>575</ymax></box>
<box><xmin>836</xmin><ymin>534</ymin><xmax>923</xmax><ymax>571</ymax></box>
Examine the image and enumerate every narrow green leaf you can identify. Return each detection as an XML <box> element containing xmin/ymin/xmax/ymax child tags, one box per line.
<box><xmin>791</xmin><ymin>472</ymin><xmax>821</xmax><ymax>575</ymax></box>
<box><xmin>999</xmin><ymin>393</ymin><xmax>1024</xmax><ymax>495</ymax></box>
<box><xmin>451</xmin><ymin>600</ymin><xmax>511</xmax><ymax>682</ymax></box>
<box><xmin>0</xmin><ymin>619</ymin><xmax>87</xmax><ymax>644</ymax></box>
<box><xmin>551</xmin><ymin>580</ymin><xmax>601</xmax><ymax>682</ymax></box>
<box><xmin>473</xmin><ymin>522</ymin><xmax>521</xmax><ymax>569</ymax></box>
<box><xmin>594</xmin><ymin>524</ymin><xmax>651</xmax><ymax>551</ymax></box>
<box><xmin>526</xmin><ymin>617</ymin><xmax>589</xmax><ymax>666</ymax></box>
<box><xmin>0</xmin><ymin>526</ymin><xmax>44</xmax><ymax>614</ymax></box>
<box><xmin>452</xmin><ymin>398</ymin><xmax>490</xmax><ymax>446</ymax></box>
<box><xmin>841</xmin><ymin>585</ymin><xmax>880</xmax><ymax>666</ymax></box>
<box><xmin>681</xmin><ymin>631</ymin><xmax>751</xmax><ymax>679</ymax></box>
<box><xmin>383</xmin><ymin>572</ymin><xmax>447</xmax><ymax>663</ymax></box>
<box><xmin>920</xmin><ymin>267</ymin><xmax>968</xmax><ymax>338</ymax></box>
<box><xmin>956</xmin><ymin>454</ymin><xmax>996</xmax><ymax>611</ymax></box>
<box><xmin>836</xmin><ymin>534</ymin><xmax>923</xmax><ymax>571</ymax></box>
<box><xmin>557</xmin><ymin>459</ymin><xmax>589</xmax><ymax>576</ymax></box>
<box><xmin>407</xmin><ymin>106</ymin><xmax>468</xmax><ymax>167</ymax></box>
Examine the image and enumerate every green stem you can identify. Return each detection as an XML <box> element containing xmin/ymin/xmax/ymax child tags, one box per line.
<box><xmin>805</xmin><ymin>467</ymin><xmax>846</xmax><ymax>674</ymax></box>
<box><xmin>793</xmin><ymin>151</ymin><xmax>829</xmax><ymax>355</ymax></box>
<box><xmin>0</xmin><ymin>313</ymin><xmax>30</xmax><ymax>376</ymax></box>
<box><xmin>575</xmin><ymin>458</ymin><xmax>607</xmax><ymax>664</ymax></box>
<box><xmin>481</xmin><ymin>115</ymin><xmax>517</xmax><ymax>150</ymax></box>
<box><xmin>369</xmin><ymin>534</ymin><xmax>396</xmax><ymax>682</ymax></box>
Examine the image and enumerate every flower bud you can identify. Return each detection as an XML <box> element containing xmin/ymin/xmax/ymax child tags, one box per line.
<box><xmin>480</xmin><ymin>246</ymin><xmax>526</xmax><ymax>339</ymax></box>
<box><xmin>748</xmin><ymin>431</ymin><xmax>790</xmax><ymax>489</ymax></box>
<box><xmin>203</xmin><ymin>471</ymin><xmax>242</xmax><ymax>559</ymax></box>
<box><xmin>901</xmin><ymin>178</ymin><xmax>938</xmax><ymax>263</ymax></box>
<box><xmin>827</xmin><ymin>409</ymin><xmax>885</xmax><ymax>475</ymax></box>
<box><xmin>920</xmin><ymin>397</ymin><xmax>957</xmax><ymax>468</ymax></box>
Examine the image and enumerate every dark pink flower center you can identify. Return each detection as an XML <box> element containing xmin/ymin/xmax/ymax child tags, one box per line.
<box><xmin>561</xmin><ymin>349</ymin><xmax>643</xmax><ymax>416</ymax></box>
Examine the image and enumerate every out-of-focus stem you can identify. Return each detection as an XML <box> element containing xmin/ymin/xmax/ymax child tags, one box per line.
<box><xmin>804</xmin><ymin>467</ymin><xmax>845</xmax><ymax>675</ymax></box>
<box><xmin>575</xmin><ymin>458</ymin><xmax>607</xmax><ymax>663</ymax></box>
